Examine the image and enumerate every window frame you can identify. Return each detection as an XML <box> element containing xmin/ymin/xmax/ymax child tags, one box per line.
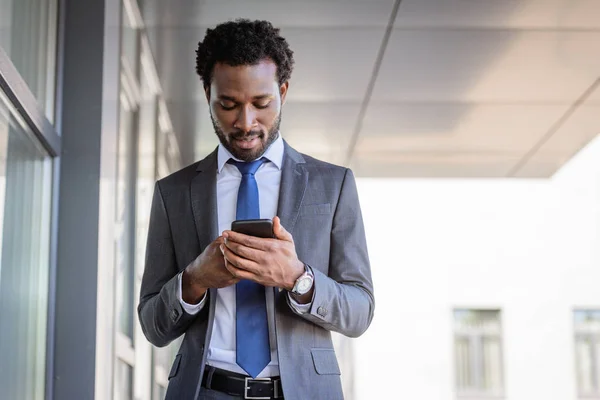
<box><xmin>453</xmin><ymin>308</ymin><xmax>505</xmax><ymax>399</ymax></box>
<box><xmin>574</xmin><ymin>309</ymin><xmax>600</xmax><ymax>398</ymax></box>
<box><xmin>0</xmin><ymin>47</ymin><xmax>60</xmax><ymax>156</ymax></box>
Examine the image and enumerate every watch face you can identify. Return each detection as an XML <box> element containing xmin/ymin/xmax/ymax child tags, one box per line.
<box><xmin>297</xmin><ymin>277</ymin><xmax>312</xmax><ymax>293</ymax></box>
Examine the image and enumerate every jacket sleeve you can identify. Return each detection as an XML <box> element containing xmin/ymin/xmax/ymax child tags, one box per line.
<box><xmin>137</xmin><ymin>181</ymin><xmax>205</xmax><ymax>347</ymax></box>
<box><xmin>287</xmin><ymin>169</ymin><xmax>375</xmax><ymax>337</ymax></box>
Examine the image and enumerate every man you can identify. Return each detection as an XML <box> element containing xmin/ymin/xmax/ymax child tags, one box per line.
<box><xmin>138</xmin><ymin>19</ymin><xmax>374</xmax><ymax>400</ymax></box>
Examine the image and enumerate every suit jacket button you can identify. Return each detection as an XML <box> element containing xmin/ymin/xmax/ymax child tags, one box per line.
<box><xmin>317</xmin><ymin>306</ymin><xmax>327</xmax><ymax>317</ymax></box>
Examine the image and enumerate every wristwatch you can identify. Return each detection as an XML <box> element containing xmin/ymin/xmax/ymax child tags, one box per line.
<box><xmin>291</xmin><ymin>264</ymin><xmax>314</xmax><ymax>296</ymax></box>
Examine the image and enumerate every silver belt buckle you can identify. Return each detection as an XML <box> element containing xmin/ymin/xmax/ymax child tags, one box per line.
<box><xmin>244</xmin><ymin>377</ymin><xmax>272</xmax><ymax>400</ymax></box>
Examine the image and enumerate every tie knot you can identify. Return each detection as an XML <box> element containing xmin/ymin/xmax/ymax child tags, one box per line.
<box><xmin>228</xmin><ymin>158</ymin><xmax>266</xmax><ymax>176</ymax></box>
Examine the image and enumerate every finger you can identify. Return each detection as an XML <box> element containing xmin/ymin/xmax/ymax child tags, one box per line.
<box><xmin>273</xmin><ymin>216</ymin><xmax>293</xmax><ymax>242</ymax></box>
<box><xmin>223</xmin><ymin>239</ymin><xmax>264</xmax><ymax>261</ymax></box>
<box><xmin>222</xmin><ymin>245</ymin><xmax>260</xmax><ymax>273</ymax></box>
<box><xmin>224</xmin><ymin>260</ymin><xmax>256</xmax><ymax>281</ymax></box>
<box><xmin>222</xmin><ymin>230</ymin><xmax>273</xmax><ymax>251</ymax></box>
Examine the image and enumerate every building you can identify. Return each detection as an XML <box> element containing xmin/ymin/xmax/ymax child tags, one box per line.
<box><xmin>355</xmin><ymin>137</ymin><xmax>600</xmax><ymax>399</ymax></box>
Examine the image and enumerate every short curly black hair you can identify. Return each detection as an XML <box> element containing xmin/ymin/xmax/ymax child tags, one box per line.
<box><xmin>195</xmin><ymin>19</ymin><xmax>295</xmax><ymax>89</ymax></box>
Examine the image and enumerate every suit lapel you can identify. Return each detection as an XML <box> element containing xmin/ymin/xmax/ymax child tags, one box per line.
<box><xmin>191</xmin><ymin>148</ymin><xmax>219</xmax><ymax>253</ymax></box>
<box><xmin>277</xmin><ymin>141</ymin><xmax>308</xmax><ymax>235</ymax></box>
<box><xmin>191</xmin><ymin>149</ymin><xmax>220</xmax><ymax>361</ymax></box>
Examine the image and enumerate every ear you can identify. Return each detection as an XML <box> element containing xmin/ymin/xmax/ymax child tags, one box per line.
<box><xmin>279</xmin><ymin>81</ymin><xmax>289</xmax><ymax>106</ymax></box>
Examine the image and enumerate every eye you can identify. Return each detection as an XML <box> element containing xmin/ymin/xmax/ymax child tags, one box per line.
<box><xmin>254</xmin><ymin>102</ymin><xmax>271</xmax><ymax>109</ymax></box>
<box><xmin>219</xmin><ymin>102</ymin><xmax>236</xmax><ymax>110</ymax></box>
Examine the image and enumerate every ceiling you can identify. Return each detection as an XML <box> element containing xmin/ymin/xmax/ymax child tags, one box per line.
<box><xmin>140</xmin><ymin>0</ymin><xmax>600</xmax><ymax>178</ymax></box>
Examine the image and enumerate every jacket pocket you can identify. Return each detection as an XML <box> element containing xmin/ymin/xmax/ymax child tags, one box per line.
<box><xmin>168</xmin><ymin>354</ymin><xmax>182</xmax><ymax>379</ymax></box>
<box><xmin>299</xmin><ymin>203</ymin><xmax>331</xmax><ymax>216</ymax></box>
<box><xmin>310</xmin><ymin>348</ymin><xmax>341</xmax><ymax>375</ymax></box>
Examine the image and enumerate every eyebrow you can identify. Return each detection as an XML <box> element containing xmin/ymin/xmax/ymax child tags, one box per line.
<box><xmin>218</xmin><ymin>94</ymin><xmax>274</xmax><ymax>102</ymax></box>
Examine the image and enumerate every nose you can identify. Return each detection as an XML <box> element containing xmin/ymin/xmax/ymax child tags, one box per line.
<box><xmin>233</xmin><ymin>105</ymin><xmax>257</xmax><ymax>133</ymax></box>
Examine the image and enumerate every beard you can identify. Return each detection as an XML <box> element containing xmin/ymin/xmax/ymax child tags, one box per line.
<box><xmin>211</xmin><ymin>112</ymin><xmax>281</xmax><ymax>162</ymax></box>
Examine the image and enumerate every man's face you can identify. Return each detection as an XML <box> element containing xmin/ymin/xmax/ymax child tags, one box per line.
<box><xmin>207</xmin><ymin>59</ymin><xmax>288</xmax><ymax>162</ymax></box>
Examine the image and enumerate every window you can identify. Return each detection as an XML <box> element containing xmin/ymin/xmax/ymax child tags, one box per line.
<box><xmin>454</xmin><ymin>309</ymin><xmax>504</xmax><ymax>397</ymax></box>
<box><xmin>153</xmin><ymin>345</ymin><xmax>176</xmax><ymax>400</ymax></box>
<box><xmin>114</xmin><ymin>359</ymin><xmax>134</xmax><ymax>400</ymax></box>
<box><xmin>574</xmin><ymin>309</ymin><xmax>600</xmax><ymax>397</ymax></box>
<box><xmin>115</xmin><ymin>87</ymin><xmax>138</xmax><ymax>340</ymax></box>
<box><xmin>0</xmin><ymin>88</ymin><xmax>52</xmax><ymax>399</ymax></box>
<box><xmin>152</xmin><ymin>382</ymin><xmax>166</xmax><ymax>400</ymax></box>
<box><xmin>113</xmin><ymin>2</ymin><xmax>144</xmax><ymax>397</ymax></box>
<box><xmin>0</xmin><ymin>0</ymin><xmax>58</xmax><ymax>120</ymax></box>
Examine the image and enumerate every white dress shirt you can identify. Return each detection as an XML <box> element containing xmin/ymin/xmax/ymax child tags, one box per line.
<box><xmin>177</xmin><ymin>134</ymin><xmax>311</xmax><ymax>377</ymax></box>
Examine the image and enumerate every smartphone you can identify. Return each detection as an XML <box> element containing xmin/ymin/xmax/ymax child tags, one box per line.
<box><xmin>231</xmin><ymin>219</ymin><xmax>274</xmax><ymax>238</ymax></box>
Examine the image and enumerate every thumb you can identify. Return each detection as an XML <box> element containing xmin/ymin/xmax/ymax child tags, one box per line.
<box><xmin>273</xmin><ymin>216</ymin><xmax>293</xmax><ymax>242</ymax></box>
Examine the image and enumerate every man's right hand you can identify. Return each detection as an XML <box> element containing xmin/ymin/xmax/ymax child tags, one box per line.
<box><xmin>181</xmin><ymin>236</ymin><xmax>239</xmax><ymax>304</ymax></box>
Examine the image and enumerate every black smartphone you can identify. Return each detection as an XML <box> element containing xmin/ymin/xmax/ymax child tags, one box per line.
<box><xmin>231</xmin><ymin>219</ymin><xmax>274</xmax><ymax>238</ymax></box>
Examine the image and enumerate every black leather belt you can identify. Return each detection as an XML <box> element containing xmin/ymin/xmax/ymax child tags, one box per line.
<box><xmin>202</xmin><ymin>366</ymin><xmax>284</xmax><ymax>399</ymax></box>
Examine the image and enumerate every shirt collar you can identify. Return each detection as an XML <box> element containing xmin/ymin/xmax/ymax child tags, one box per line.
<box><xmin>217</xmin><ymin>133</ymin><xmax>284</xmax><ymax>173</ymax></box>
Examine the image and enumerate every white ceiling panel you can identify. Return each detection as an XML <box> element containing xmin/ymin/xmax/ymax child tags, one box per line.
<box><xmin>395</xmin><ymin>0</ymin><xmax>600</xmax><ymax>29</ymax></box>
<box><xmin>590</xmin><ymin>79</ymin><xmax>600</xmax><ymax>102</ymax></box>
<box><xmin>372</xmin><ymin>29</ymin><xmax>600</xmax><ymax>103</ymax></box>
<box><xmin>357</xmin><ymin>103</ymin><xmax>569</xmax><ymax>153</ymax></box>
<box><xmin>373</xmin><ymin>30</ymin><xmax>600</xmax><ymax>103</ymax></box>
<box><xmin>282</xmin><ymin>28</ymin><xmax>385</xmax><ymax>102</ymax></box>
<box><xmin>142</xmin><ymin>0</ymin><xmax>395</xmax><ymax>28</ymax></box>
<box><xmin>512</xmin><ymin>103</ymin><xmax>600</xmax><ymax>177</ymax></box>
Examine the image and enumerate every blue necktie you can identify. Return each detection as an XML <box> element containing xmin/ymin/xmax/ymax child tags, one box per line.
<box><xmin>228</xmin><ymin>158</ymin><xmax>270</xmax><ymax>378</ymax></box>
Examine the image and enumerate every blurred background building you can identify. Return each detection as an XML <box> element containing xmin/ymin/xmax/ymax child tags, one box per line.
<box><xmin>0</xmin><ymin>0</ymin><xmax>598</xmax><ymax>399</ymax></box>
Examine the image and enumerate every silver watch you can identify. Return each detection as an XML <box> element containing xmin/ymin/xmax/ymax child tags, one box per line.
<box><xmin>291</xmin><ymin>264</ymin><xmax>314</xmax><ymax>296</ymax></box>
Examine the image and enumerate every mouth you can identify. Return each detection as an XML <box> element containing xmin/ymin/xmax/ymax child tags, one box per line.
<box><xmin>233</xmin><ymin>135</ymin><xmax>260</xmax><ymax>150</ymax></box>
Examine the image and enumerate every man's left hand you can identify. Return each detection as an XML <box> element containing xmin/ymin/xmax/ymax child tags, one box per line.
<box><xmin>221</xmin><ymin>216</ymin><xmax>304</xmax><ymax>290</ymax></box>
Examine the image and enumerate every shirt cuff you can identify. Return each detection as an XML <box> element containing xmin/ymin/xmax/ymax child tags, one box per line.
<box><xmin>178</xmin><ymin>272</ymin><xmax>207</xmax><ymax>315</ymax></box>
<box><xmin>288</xmin><ymin>293</ymin><xmax>312</xmax><ymax>313</ymax></box>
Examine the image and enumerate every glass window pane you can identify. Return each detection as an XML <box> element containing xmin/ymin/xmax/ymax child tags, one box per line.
<box><xmin>454</xmin><ymin>336</ymin><xmax>473</xmax><ymax>390</ymax></box>
<box><xmin>0</xmin><ymin>90</ymin><xmax>52</xmax><ymax>400</ymax></box>
<box><xmin>454</xmin><ymin>309</ymin><xmax>501</xmax><ymax>332</ymax></box>
<box><xmin>115</xmin><ymin>98</ymin><xmax>136</xmax><ymax>338</ymax></box>
<box><xmin>0</xmin><ymin>0</ymin><xmax>58</xmax><ymax>121</ymax></box>
<box><xmin>575</xmin><ymin>309</ymin><xmax>600</xmax><ymax>330</ymax></box>
<box><xmin>153</xmin><ymin>382</ymin><xmax>166</xmax><ymax>400</ymax></box>
<box><xmin>135</xmin><ymin>65</ymin><xmax>156</xmax><ymax>281</ymax></box>
<box><xmin>121</xmin><ymin>2</ymin><xmax>139</xmax><ymax>83</ymax></box>
<box><xmin>576</xmin><ymin>336</ymin><xmax>595</xmax><ymax>394</ymax></box>
<box><xmin>114</xmin><ymin>360</ymin><xmax>133</xmax><ymax>400</ymax></box>
<box><xmin>482</xmin><ymin>336</ymin><xmax>503</xmax><ymax>392</ymax></box>
<box><xmin>574</xmin><ymin>310</ymin><xmax>600</xmax><ymax>395</ymax></box>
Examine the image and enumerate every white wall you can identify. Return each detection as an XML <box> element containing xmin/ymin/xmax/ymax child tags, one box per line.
<box><xmin>353</xmin><ymin>135</ymin><xmax>600</xmax><ymax>400</ymax></box>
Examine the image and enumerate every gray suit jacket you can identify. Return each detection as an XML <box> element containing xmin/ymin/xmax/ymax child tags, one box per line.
<box><xmin>138</xmin><ymin>141</ymin><xmax>374</xmax><ymax>400</ymax></box>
